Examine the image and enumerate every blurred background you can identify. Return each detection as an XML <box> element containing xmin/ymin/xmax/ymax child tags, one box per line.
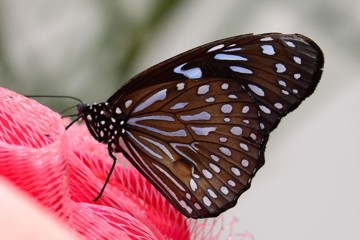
<box><xmin>0</xmin><ymin>0</ymin><xmax>359</xmax><ymax>239</ymax></box>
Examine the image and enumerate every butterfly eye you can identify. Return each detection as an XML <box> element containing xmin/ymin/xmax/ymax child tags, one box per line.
<box><xmin>80</xmin><ymin>33</ymin><xmax>324</xmax><ymax>218</ymax></box>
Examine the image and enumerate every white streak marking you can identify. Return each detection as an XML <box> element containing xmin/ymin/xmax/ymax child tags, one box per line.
<box><xmin>207</xmin><ymin>44</ymin><xmax>224</xmax><ymax>52</ymax></box>
<box><xmin>171</xmin><ymin>102</ymin><xmax>188</xmax><ymax>110</ymax></box>
<box><xmin>181</xmin><ymin>111</ymin><xmax>211</xmax><ymax>121</ymax></box>
<box><xmin>170</xmin><ymin>143</ymin><xmax>198</xmax><ymax>166</ymax></box>
<box><xmin>261</xmin><ymin>45</ymin><xmax>275</xmax><ymax>55</ymax></box>
<box><xmin>285</xmin><ymin>41</ymin><xmax>296</xmax><ymax>47</ymax></box>
<box><xmin>127</xmin><ymin>132</ymin><xmax>163</xmax><ymax>159</ymax></box>
<box><xmin>224</xmin><ymin>117</ymin><xmax>231</xmax><ymax>122</ymax></box>
<box><xmin>275</xmin><ymin>63</ymin><xmax>286</xmax><ymax>73</ymax></box>
<box><xmin>248</xmin><ymin>84</ymin><xmax>265</xmax><ymax>96</ymax></box>
<box><xmin>223</xmin><ymin>47</ymin><xmax>242</xmax><ymax>52</ymax></box>
<box><xmin>215</xmin><ymin>53</ymin><xmax>248</xmax><ymax>61</ymax></box>
<box><xmin>230</xmin><ymin>66</ymin><xmax>253</xmax><ymax>74</ymax></box>
<box><xmin>128</xmin><ymin>116</ymin><xmax>187</xmax><ymax>137</ymax></box>
<box><xmin>133</xmin><ymin>89</ymin><xmax>167</xmax><ymax>113</ymax></box>
<box><xmin>174</xmin><ymin>63</ymin><xmax>202</xmax><ymax>79</ymax></box>
<box><xmin>191</xmin><ymin>126</ymin><xmax>217</xmax><ymax>136</ymax></box>
<box><xmin>260</xmin><ymin>37</ymin><xmax>273</xmax><ymax>41</ymax></box>
<box><xmin>140</xmin><ymin>136</ymin><xmax>175</xmax><ymax>161</ymax></box>
<box><xmin>228</xmin><ymin>94</ymin><xmax>238</xmax><ymax>99</ymax></box>
<box><xmin>153</xmin><ymin>163</ymin><xmax>185</xmax><ymax>191</ymax></box>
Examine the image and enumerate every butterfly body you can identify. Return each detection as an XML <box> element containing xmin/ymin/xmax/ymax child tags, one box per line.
<box><xmin>78</xmin><ymin>33</ymin><xmax>324</xmax><ymax>218</ymax></box>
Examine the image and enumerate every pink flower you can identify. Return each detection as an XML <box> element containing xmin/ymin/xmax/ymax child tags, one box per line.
<box><xmin>0</xmin><ymin>87</ymin><xmax>252</xmax><ymax>239</ymax></box>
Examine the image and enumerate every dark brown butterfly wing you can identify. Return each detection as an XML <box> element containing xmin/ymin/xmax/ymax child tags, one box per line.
<box><xmin>94</xmin><ymin>33</ymin><xmax>323</xmax><ymax>218</ymax></box>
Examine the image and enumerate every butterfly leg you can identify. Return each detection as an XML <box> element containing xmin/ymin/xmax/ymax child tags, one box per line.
<box><xmin>93</xmin><ymin>146</ymin><xmax>117</xmax><ymax>201</ymax></box>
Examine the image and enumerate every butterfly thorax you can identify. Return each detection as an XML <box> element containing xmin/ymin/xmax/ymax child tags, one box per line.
<box><xmin>77</xmin><ymin>102</ymin><xmax>126</xmax><ymax>145</ymax></box>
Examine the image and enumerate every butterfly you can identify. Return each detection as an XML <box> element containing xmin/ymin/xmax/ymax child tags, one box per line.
<box><xmin>75</xmin><ymin>33</ymin><xmax>324</xmax><ymax>218</ymax></box>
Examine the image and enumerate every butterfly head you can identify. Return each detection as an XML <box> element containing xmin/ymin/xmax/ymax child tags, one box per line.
<box><xmin>77</xmin><ymin>102</ymin><xmax>125</xmax><ymax>144</ymax></box>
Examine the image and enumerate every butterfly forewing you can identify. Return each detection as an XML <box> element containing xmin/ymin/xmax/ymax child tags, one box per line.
<box><xmin>81</xmin><ymin>33</ymin><xmax>323</xmax><ymax>218</ymax></box>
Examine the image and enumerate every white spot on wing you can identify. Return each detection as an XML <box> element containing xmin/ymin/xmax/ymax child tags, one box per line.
<box><xmin>275</xmin><ymin>63</ymin><xmax>286</xmax><ymax>73</ymax></box>
<box><xmin>177</xmin><ymin>83</ymin><xmax>185</xmax><ymax>90</ymax></box>
<box><xmin>230</xmin><ymin>126</ymin><xmax>243</xmax><ymax>136</ymax></box>
<box><xmin>260</xmin><ymin>36</ymin><xmax>273</xmax><ymax>41</ymax></box>
<box><xmin>261</xmin><ymin>45</ymin><xmax>275</xmax><ymax>55</ymax></box>
<box><xmin>231</xmin><ymin>167</ymin><xmax>241</xmax><ymax>176</ymax></box>
<box><xmin>293</xmin><ymin>56</ymin><xmax>302</xmax><ymax>64</ymax></box>
<box><xmin>209</xmin><ymin>163</ymin><xmax>221</xmax><ymax>173</ymax></box>
<box><xmin>259</xmin><ymin>105</ymin><xmax>271</xmax><ymax>114</ymax></box>
<box><xmin>285</xmin><ymin>41</ymin><xmax>296</xmax><ymax>47</ymax></box>
<box><xmin>207</xmin><ymin>189</ymin><xmax>218</xmax><ymax>198</ymax></box>
<box><xmin>219</xmin><ymin>147</ymin><xmax>231</xmax><ymax>156</ymax></box>
<box><xmin>221</xmin><ymin>104</ymin><xmax>233</xmax><ymax>113</ymax></box>
<box><xmin>125</xmin><ymin>100</ymin><xmax>132</xmax><ymax>108</ymax></box>
<box><xmin>197</xmin><ymin>85</ymin><xmax>210</xmax><ymax>95</ymax></box>
<box><xmin>203</xmin><ymin>196</ymin><xmax>212</xmax><ymax>207</ymax></box>
<box><xmin>221</xmin><ymin>186</ymin><xmax>229</xmax><ymax>195</ymax></box>
<box><xmin>248</xmin><ymin>84</ymin><xmax>265</xmax><ymax>96</ymax></box>
<box><xmin>190</xmin><ymin>178</ymin><xmax>197</xmax><ymax>192</ymax></box>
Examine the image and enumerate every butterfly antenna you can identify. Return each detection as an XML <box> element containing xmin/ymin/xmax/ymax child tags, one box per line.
<box><xmin>26</xmin><ymin>95</ymin><xmax>83</xmax><ymax>104</ymax></box>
